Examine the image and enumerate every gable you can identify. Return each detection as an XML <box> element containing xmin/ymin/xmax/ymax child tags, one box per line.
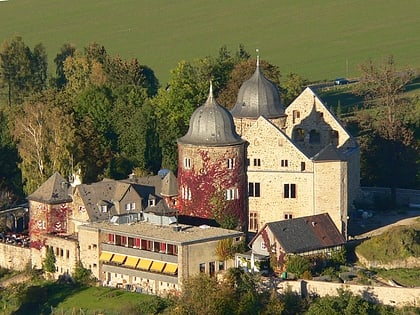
<box><xmin>285</xmin><ymin>87</ymin><xmax>355</xmax><ymax>149</ymax></box>
<box><xmin>242</xmin><ymin>116</ymin><xmax>311</xmax><ymax>171</ymax></box>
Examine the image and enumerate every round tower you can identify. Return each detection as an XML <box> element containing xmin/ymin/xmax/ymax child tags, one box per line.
<box><xmin>230</xmin><ymin>55</ymin><xmax>287</xmax><ymax>135</ymax></box>
<box><xmin>177</xmin><ymin>83</ymin><xmax>247</xmax><ymax>230</ymax></box>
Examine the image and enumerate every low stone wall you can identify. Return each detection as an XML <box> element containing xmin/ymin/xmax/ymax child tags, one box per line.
<box><xmin>0</xmin><ymin>242</ymin><xmax>31</xmax><ymax>271</ymax></box>
<box><xmin>280</xmin><ymin>280</ymin><xmax>420</xmax><ymax>307</ymax></box>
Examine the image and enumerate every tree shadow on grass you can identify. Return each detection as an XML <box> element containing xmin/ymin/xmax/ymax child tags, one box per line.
<box><xmin>11</xmin><ymin>282</ymin><xmax>88</xmax><ymax>315</ymax></box>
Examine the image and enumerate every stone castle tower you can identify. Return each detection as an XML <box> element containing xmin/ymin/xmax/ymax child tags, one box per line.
<box><xmin>177</xmin><ymin>83</ymin><xmax>247</xmax><ymax>230</ymax></box>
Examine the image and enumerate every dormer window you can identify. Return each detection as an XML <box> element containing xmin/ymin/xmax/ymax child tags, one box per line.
<box><xmin>148</xmin><ymin>199</ymin><xmax>156</xmax><ymax>207</ymax></box>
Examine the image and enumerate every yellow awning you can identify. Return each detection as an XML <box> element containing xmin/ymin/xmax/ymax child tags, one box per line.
<box><xmin>99</xmin><ymin>252</ymin><xmax>113</xmax><ymax>262</ymax></box>
<box><xmin>163</xmin><ymin>263</ymin><xmax>178</xmax><ymax>275</ymax></box>
<box><xmin>111</xmin><ymin>254</ymin><xmax>126</xmax><ymax>264</ymax></box>
<box><xmin>124</xmin><ymin>256</ymin><xmax>139</xmax><ymax>268</ymax></box>
<box><xmin>150</xmin><ymin>261</ymin><xmax>165</xmax><ymax>272</ymax></box>
<box><xmin>137</xmin><ymin>258</ymin><xmax>152</xmax><ymax>270</ymax></box>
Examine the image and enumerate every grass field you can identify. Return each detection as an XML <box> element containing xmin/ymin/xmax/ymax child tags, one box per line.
<box><xmin>1</xmin><ymin>0</ymin><xmax>420</xmax><ymax>85</ymax></box>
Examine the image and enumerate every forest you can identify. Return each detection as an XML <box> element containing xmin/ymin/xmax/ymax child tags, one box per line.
<box><xmin>0</xmin><ymin>35</ymin><xmax>419</xmax><ymax>208</ymax></box>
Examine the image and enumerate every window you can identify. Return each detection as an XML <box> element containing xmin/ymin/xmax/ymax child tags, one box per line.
<box><xmin>284</xmin><ymin>213</ymin><xmax>293</xmax><ymax>220</ymax></box>
<box><xmin>101</xmin><ymin>205</ymin><xmax>107</xmax><ymax>213</ymax></box>
<box><xmin>184</xmin><ymin>157</ymin><xmax>191</xmax><ymax>169</ymax></box>
<box><xmin>148</xmin><ymin>199</ymin><xmax>155</xmax><ymax>207</ymax></box>
<box><xmin>125</xmin><ymin>203</ymin><xmax>131</xmax><ymax>211</ymax></box>
<box><xmin>281</xmin><ymin>159</ymin><xmax>288</xmax><ymax>167</ymax></box>
<box><xmin>199</xmin><ymin>263</ymin><xmax>205</xmax><ymax>273</ymax></box>
<box><xmin>209</xmin><ymin>261</ymin><xmax>215</xmax><ymax>277</ymax></box>
<box><xmin>294</xmin><ymin>128</ymin><xmax>305</xmax><ymax>142</ymax></box>
<box><xmin>108</xmin><ymin>233</ymin><xmax>115</xmax><ymax>244</ymax></box>
<box><xmin>181</xmin><ymin>186</ymin><xmax>191</xmax><ymax>200</ymax></box>
<box><xmin>301</xmin><ymin>162</ymin><xmax>306</xmax><ymax>171</ymax></box>
<box><xmin>253</xmin><ymin>158</ymin><xmax>261</xmax><ymax>166</ymax></box>
<box><xmin>131</xmin><ymin>202</ymin><xmax>136</xmax><ymax>210</ymax></box>
<box><xmin>246</xmin><ymin>158</ymin><xmax>250</xmax><ymax>166</ymax></box>
<box><xmin>219</xmin><ymin>261</ymin><xmax>225</xmax><ymax>271</ymax></box>
<box><xmin>292</xmin><ymin>110</ymin><xmax>300</xmax><ymax>123</ymax></box>
<box><xmin>284</xmin><ymin>184</ymin><xmax>296</xmax><ymax>198</ymax></box>
<box><xmin>248</xmin><ymin>182</ymin><xmax>261</xmax><ymax>197</ymax></box>
<box><xmin>331</xmin><ymin>130</ymin><xmax>339</xmax><ymax>146</ymax></box>
<box><xmin>249</xmin><ymin>212</ymin><xmax>258</xmax><ymax>231</ymax></box>
<box><xmin>261</xmin><ymin>242</ymin><xmax>267</xmax><ymax>250</ymax></box>
<box><xmin>66</xmin><ymin>250</ymin><xmax>70</xmax><ymax>259</ymax></box>
<box><xmin>226</xmin><ymin>188</ymin><xmax>238</xmax><ymax>200</ymax></box>
<box><xmin>227</xmin><ymin>158</ymin><xmax>235</xmax><ymax>169</ymax></box>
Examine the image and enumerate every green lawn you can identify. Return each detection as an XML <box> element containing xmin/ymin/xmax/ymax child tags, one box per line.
<box><xmin>2</xmin><ymin>283</ymin><xmax>163</xmax><ymax>315</ymax></box>
<box><xmin>1</xmin><ymin>0</ymin><xmax>420</xmax><ymax>85</ymax></box>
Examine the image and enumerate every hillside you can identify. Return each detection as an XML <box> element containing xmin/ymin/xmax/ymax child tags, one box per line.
<box><xmin>1</xmin><ymin>0</ymin><xmax>420</xmax><ymax>84</ymax></box>
<box><xmin>355</xmin><ymin>218</ymin><xmax>420</xmax><ymax>269</ymax></box>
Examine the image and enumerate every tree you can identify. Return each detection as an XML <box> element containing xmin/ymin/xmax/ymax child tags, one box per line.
<box><xmin>0</xmin><ymin>108</ymin><xmax>22</xmax><ymax>207</ymax></box>
<box><xmin>0</xmin><ymin>36</ymin><xmax>37</xmax><ymax>105</ymax></box>
<box><xmin>43</xmin><ymin>247</ymin><xmax>56</xmax><ymax>273</ymax></box>
<box><xmin>173</xmin><ymin>273</ymin><xmax>236</xmax><ymax>315</ymax></box>
<box><xmin>73</xmin><ymin>261</ymin><xmax>94</xmax><ymax>285</ymax></box>
<box><xmin>52</xmin><ymin>43</ymin><xmax>76</xmax><ymax>89</ymax></box>
<box><xmin>280</xmin><ymin>72</ymin><xmax>308</xmax><ymax>106</ymax></box>
<box><xmin>355</xmin><ymin>56</ymin><xmax>418</xmax><ymax>204</ymax></box>
<box><xmin>285</xmin><ymin>255</ymin><xmax>310</xmax><ymax>278</ymax></box>
<box><xmin>10</xmin><ymin>89</ymin><xmax>76</xmax><ymax>193</ymax></box>
<box><xmin>306</xmin><ymin>289</ymin><xmax>378</xmax><ymax>315</ymax></box>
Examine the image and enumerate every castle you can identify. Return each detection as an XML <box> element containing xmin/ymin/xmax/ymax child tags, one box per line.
<box><xmin>177</xmin><ymin>57</ymin><xmax>360</xmax><ymax>237</ymax></box>
<box><xmin>1</xmin><ymin>57</ymin><xmax>359</xmax><ymax>295</ymax></box>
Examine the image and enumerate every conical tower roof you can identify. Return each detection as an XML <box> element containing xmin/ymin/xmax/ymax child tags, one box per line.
<box><xmin>231</xmin><ymin>56</ymin><xmax>284</xmax><ymax>119</ymax></box>
<box><xmin>178</xmin><ymin>83</ymin><xmax>244</xmax><ymax>146</ymax></box>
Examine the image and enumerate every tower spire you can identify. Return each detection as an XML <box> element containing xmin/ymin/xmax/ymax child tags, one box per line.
<box><xmin>256</xmin><ymin>48</ymin><xmax>260</xmax><ymax>68</ymax></box>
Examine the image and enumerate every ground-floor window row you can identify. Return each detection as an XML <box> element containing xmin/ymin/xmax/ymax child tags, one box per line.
<box><xmin>103</xmin><ymin>272</ymin><xmax>179</xmax><ymax>295</ymax></box>
<box><xmin>99</xmin><ymin>251</ymin><xmax>178</xmax><ymax>276</ymax></box>
<box><xmin>106</xmin><ymin>233</ymin><xmax>178</xmax><ymax>255</ymax></box>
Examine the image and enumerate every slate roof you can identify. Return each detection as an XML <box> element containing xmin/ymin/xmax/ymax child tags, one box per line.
<box><xmin>261</xmin><ymin>213</ymin><xmax>345</xmax><ymax>254</ymax></box>
<box><xmin>160</xmin><ymin>171</ymin><xmax>178</xmax><ymax>197</ymax></box>
<box><xmin>231</xmin><ymin>58</ymin><xmax>285</xmax><ymax>119</ymax></box>
<box><xmin>178</xmin><ymin>83</ymin><xmax>244</xmax><ymax>146</ymax></box>
<box><xmin>76</xmin><ymin>179</ymin><xmax>136</xmax><ymax>221</ymax></box>
<box><xmin>28</xmin><ymin>172</ymin><xmax>72</xmax><ymax>204</ymax></box>
<box><xmin>312</xmin><ymin>143</ymin><xmax>344</xmax><ymax>161</ymax></box>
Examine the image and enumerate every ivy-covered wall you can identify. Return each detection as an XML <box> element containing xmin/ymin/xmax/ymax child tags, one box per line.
<box><xmin>177</xmin><ymin>144</ymin><xmax>247</xmax><ymax>230</ymax></box>
<box><xmin>29</xmin><ymin>200</ymin><xmax>72</xmax><ymax>249</ymax></box>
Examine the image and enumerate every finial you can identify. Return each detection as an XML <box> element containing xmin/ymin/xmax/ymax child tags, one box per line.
<box><xmin>256</xmin><ymin>48</ymin><xmax>260</xmax><ymax>67</ymax></box>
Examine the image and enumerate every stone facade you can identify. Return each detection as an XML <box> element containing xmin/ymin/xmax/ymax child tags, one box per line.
<box><xmin>238</xmin><ymin>87</ymin><xmax>359</xmax><ymax>237</ymax></box>
<box><xmin>281</xmin><ymin>280</ymin><xmax>420</xmax><ymax>308</ymax></box>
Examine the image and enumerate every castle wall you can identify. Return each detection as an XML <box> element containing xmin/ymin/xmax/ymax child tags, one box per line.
<box><xmin>281</xmin><ymin>280</ymin><xmax>420</xmax><ymax>308</ymax></box>
<box><xmin>0</xmin><ymin>243</ymin><xmax>30</xmax><ymax>271</ymax></box>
